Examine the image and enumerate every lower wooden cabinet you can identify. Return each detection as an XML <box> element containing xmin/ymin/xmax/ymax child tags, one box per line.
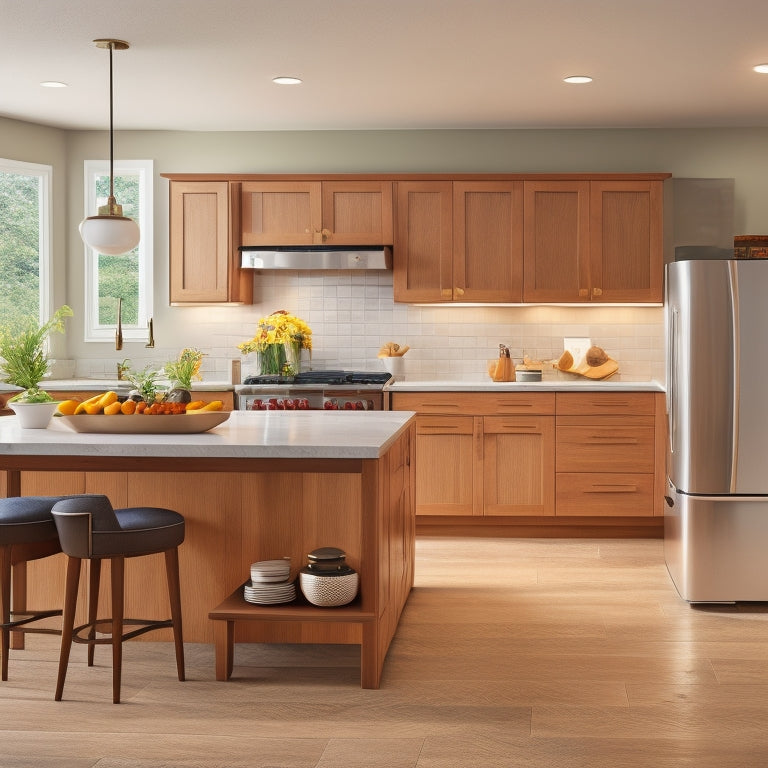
<box><xmin>392</xmin><ymin>389</ymin><xmax>666</xmax><ymax>529</ymax></box>
<box><xmin>483</xmin><ymin>415</ymin><xmax>554</xmax><ymax>516</ymax></box>
<box><xmin>394</xmin><ymin>392</ymin><xmax>556</xmax><ymax>517</ymax></box>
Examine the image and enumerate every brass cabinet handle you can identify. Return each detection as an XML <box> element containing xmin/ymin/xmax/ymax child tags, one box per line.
<box><xmin>586</xmin><ymin>484</ymin><xmax>638</xmax><ymax>493</ymax></box>
<box><xmin>441</xmin><ymin>288</ymin><xmax>453</xmax><ymax>298</ymax></box>
<box><xmin>592</xmin><ymin>287</ymin><xmax>603</xmax><ymax>297</ymax></box>
<box><xmin>454</xmin><ymin>286</ymin><xmax>465</xmax><ymax>297</ymax></box>
<box><xmin>579</xmin><ymin>288</ymin><xmax>589</xmax><ymax>297</ymax></box>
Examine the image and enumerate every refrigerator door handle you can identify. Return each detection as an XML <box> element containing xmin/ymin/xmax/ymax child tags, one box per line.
<box><xmin>727</xmin><ymin>261</ymin><xmax>740</xmax><ymax>492</ymax></box>
<box><xmin>668</xmin><ymin>306</ymin><xmax>678</xmax><ymax>456</ymax></box>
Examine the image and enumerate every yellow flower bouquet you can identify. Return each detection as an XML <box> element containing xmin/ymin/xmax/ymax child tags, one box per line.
<box><xmin>238</xmin><ymin>310</ymin><xmax>312</xmax><ymax>376</ymax></box>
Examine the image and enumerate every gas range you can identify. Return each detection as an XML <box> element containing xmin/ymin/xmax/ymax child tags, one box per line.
<box><xmin>236</xmin><ymin>370</ymin><xmax>391</xmax><ymax>411</ymax></box>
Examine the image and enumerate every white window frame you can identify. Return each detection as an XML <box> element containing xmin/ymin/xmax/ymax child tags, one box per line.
<box><xmin>0</xmin><ymin>157</ymin><xmax>53</xmax><ymax>325</ymax></box>
<box><xmin>83</xmin><ymin>159</ymin><xmax>153</xmax><ymax>342</ymax></box>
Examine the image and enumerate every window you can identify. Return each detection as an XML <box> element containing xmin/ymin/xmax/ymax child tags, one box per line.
<box><xmin>83</xmin><ymin>159</ymin><xmax>153</xmax><ymax>342</ymax></box>
<box><xmin>0</xmin><ymin>158</ymin><xmax>52</xmax><ymax>329</ymax></box>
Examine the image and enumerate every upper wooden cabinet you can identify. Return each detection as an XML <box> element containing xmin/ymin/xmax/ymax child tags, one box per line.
<box><xmin>241</xmin><ymin>180</ymin><xmax>393</xmax><ymax>246</ymax></box>
<box><xmin>169</xmin><ymin>180</ymin><xmax>252</xmax><ymax>305</ymax></box>
<box><xmin>393</xmin><ymin>180</ymin><xmax>524</xmax><ymax>303</ymax></box>
<box><xmin>523</xmin><ymin>179</ymin><xmax>663</xmax><ymax>303</ymax></box>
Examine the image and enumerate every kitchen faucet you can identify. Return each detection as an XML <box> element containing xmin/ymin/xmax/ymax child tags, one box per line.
<box><xmin>115</xmin><ymin>298</ymin><xmax>123</xmax><ymax>351</ymax></box>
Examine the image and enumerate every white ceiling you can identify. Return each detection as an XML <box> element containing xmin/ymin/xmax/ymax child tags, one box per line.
<box><xmin>3</xmin><ymin>0</ymin><xmax>768</xmax><ymax>132</ymax></box>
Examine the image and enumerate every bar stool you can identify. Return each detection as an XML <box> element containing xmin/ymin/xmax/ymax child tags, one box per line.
<box><xmin>51</xmin><ymin>495</ymin><xmax>186</xmax><ymax>703</ymax></box>
<box><xmin>0</xmin><ymin>495</ymin><xmax>74</xmax><ymax>681</ymax></box>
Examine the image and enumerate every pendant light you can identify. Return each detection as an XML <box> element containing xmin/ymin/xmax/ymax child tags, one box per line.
<box><xmin>79</xmin><ymin>39</ymin><xmax>140</xmax><ymax>256</ymax></box>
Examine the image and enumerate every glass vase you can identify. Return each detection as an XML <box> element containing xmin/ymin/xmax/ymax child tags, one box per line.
<box><xmin>257</xmin><ymin>344</ymin><xmax>287</xmax><ymax>376</ymax></box>
<box><xmin>284</xmin><ymin>342</ymin><xmax>302</xmax><ymax>376</ymax></box>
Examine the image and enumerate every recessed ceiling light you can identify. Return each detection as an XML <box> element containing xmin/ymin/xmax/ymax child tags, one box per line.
<box><xmin>40</xmin><ymin>81</ymin><xmax>68</xmax><ymax>88</ymax></box>
<box><xmin>272</xmin><ymin>76</ymin><xmax>302</xmax><ymax>85</ymax></box>
<box><xmin>563</xmin><ymin>75</ymin><xmax>593</xmax><ymax>84</ymax></box>
<box><xmin>754</xmin><ymin>64</ymin><xmax>768</xmax><ymax>74</ymax></box>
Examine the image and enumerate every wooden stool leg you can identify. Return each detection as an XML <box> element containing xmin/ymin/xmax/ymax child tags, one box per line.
<box><xmin>164</xmin><ymin>547</ymin><xmax>185</xmax><ymax>682</ymax></box>
<box><xmin>55</xmin><ymin>556</ymin><xmax>82</xmax><ymax>701</ymax></box>
<box><xmin>0</xmin><ymin>547</ymin><xmax>10</xmax><ymax>682</ymax></box>
<box><xmin>10</xmin><ymin>560</ymin><xmax>27</xmax><ymax>650</ymax></box>
<box><xmin>110</xmin><ymin>556</ymin><xmax>124</xmax><ymax>704</ymax></box>
<box><xmin>87</xmin><ymin>559</ymin><xmax>101</xmax><ymax>667</ymax></box>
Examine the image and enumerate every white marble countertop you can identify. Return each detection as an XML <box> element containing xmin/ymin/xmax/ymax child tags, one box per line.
<box><xmin>385</xmin><ymin>378</ymin><xmax>665</xmax><ymax>392</ymax></box>
<box><xmin>0</xmin><ymin>410</ymin><xmax>414</xmax><ymax>460</ymax></box>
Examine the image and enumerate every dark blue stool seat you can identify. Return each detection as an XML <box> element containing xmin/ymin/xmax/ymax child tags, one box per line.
<box><xmin>52</xmin><ymin>494</ymin><xmax>186</xmax><ymax>703</ymax></box>
<box><xmin>0</xmin><ymin>496</ymin><xmax>76</xmax><ymax>681</ymax></box>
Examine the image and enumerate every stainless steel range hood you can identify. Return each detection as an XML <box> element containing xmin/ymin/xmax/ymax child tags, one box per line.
<box><xmin>240</xmin><ymin>246</ymin><xmax>391</xmax><ymax>270</ymax></box>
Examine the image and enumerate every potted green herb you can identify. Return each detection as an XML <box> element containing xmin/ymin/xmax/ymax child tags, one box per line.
<box><xmin>122</xmin><ymin>364</ymin><xmax>162</xmax><ymax>404</ymax></box>
<box><xmin>0</xmin><ymin>305</ymin><xmax>73</xmax><ymax>427</ymax></box>
<box><xmin>163</xmin><ymin>348</ymin><xmax>204</xmax><ymax>403</ymax></box>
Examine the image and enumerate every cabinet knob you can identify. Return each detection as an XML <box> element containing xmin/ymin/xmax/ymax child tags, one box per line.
<box><xmin>454</xmin><ymin>286</ymin><xmax>465</xmax><ymax>297</ymax></box>
<box><xmin>592</xmin><ymin>287</ymin><xmax>603</xmax><ymax>297</ymax></box>
<box><xmin>441</xmin><ymin>288</ymin><xmax>453</xmax><ymax>298</ymax></box>
<box><xmin>312</xmin><ymin>228</ymin><xmax>331</xmax><ymax>244</ymax></box>
<box><xmin>578</xmin><ymin>288</ymin><xmax>589</xmax><ymax>297</ymax></box>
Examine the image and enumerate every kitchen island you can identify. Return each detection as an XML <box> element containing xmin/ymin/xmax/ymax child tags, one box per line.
<box><xmin>0</xmin><ymin>410</ymin><xmax>416</xmax><ymax>688</ymax></box>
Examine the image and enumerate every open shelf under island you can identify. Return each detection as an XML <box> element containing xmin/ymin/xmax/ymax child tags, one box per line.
<box><xmin>0</xmin><ymin>410</ymin><xmax>416</xmax><ymax>689</ymax></box>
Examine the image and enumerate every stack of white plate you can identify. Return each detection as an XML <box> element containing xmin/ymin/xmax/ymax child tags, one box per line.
<box><xmin>243</xmin><ymin>559</ymin><xmax>295</xmax><ymax>604</ymax></box>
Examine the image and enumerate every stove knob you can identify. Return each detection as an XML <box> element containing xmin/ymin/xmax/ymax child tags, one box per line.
<box><xmin>250</xmin><ymin>399</ymin><xmax>262</xmax><ymax>410</ymax></box>
<box><xmin>297</xmin><ymin>399</ymin><xmax>309</xmax><ymax>409</ymax></box>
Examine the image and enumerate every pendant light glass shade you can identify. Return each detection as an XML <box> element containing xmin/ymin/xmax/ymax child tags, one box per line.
<box><xmin>79</xmin><ymin>39</ymin><xmax>139</xmax><ymax>256</ymax></box>
<box><xmin>79</xmin><ymin>214</ymin><xmax>140</xmax><ymax>256</ymax></box>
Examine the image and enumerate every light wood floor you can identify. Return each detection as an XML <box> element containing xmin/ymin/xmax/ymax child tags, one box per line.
<box><xmin>3</xmin><ymin>537</ymin><xmax>768</xmax><ymax>767</ymax></box>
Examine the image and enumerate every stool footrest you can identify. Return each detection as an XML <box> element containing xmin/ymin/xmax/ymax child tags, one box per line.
<box><xmin>72</xmin><ymin>618</ymin><xmax>173</xmax><ymax>645</ymax></box>
<box><xmin>2</xmin><ymin>609</ymin><xmax>63</xmax><ymax>631</ymax></box>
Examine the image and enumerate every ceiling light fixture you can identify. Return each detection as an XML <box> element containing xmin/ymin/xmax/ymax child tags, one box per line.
<box><xmin>272</xmin><ymin>76</ymin><xmax>302</xmax><ymax>85</ymax></box>
<box><xmin>754</xmin><ymin>64</ymin><xmax>768</xmax><ymax>74</ymax></box>
<box><xmin>40</xmin><ymin>81</ymin><xmax>68</xmax><ymax>88</ymax></box>
<box><xmin>563</xmin><ymin>75</ymin><xmax>593</xmax><ymax>84</ymax></box>
<box><xmin>79</xmin><ymin>38</ymin><xmax>140</xmax><ymax>257</ymax></box>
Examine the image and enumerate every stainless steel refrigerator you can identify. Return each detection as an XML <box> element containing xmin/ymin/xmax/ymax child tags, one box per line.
<box><xmin>665</xmin><ymin>258</ymin><xmax>768</xmax><ymax>602</ymax></box>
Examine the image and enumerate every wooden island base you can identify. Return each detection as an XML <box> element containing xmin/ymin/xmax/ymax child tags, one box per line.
<box><xmin>0</xmin><ymin>412</ymin><xmax>416</xmax><ymax>691</ymax></box>
<box><xmin>209</xmin><ymin>586</ymin><xmax>382</xmax><ymax>688</ymax></box>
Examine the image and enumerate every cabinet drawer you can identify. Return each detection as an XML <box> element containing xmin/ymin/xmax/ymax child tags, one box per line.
<box><xmin>392</xmin><ymin>392</ymin><xmax>555</xmax><ymax>415</ymax></box>
<box><xmin>556</xmin><ymin>423</ymin><xmax>654</xmax><ymax>473</ymax></box>
<box><xmin>556</xmin><ymin>473</ymin><xmax>654</xmax><ymax>516</ymax></box>
<box><xmin>556</xmin><ymin>392</ymin><xmax>655</xmax><ymax>416</ymax></box>
<box><xmin>416</xmin><ymin>415</ymin><xmax>475</xmax><ymax>435</ymax></box>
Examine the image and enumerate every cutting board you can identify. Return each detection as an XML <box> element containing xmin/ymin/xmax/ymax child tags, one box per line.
<box><xmin>566</xmin><ymin>359</ymin><xmax>619</xmax><ymax>380</ymax></box>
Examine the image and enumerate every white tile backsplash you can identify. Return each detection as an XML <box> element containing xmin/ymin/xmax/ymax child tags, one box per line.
<box><xmin>76</xmin><ymin>272</ymin><xmax>665</xmax><ymax>384</ymax></box>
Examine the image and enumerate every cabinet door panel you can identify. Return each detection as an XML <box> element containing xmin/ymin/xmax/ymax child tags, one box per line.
<box><xmin>483</xmin><ymin>416</ymin><xmax>555</xmax><ymax>516</ymax></box>
<box><xmin>590</xmin><ymin>181</ymin><xmax>663</xmax><ymax>303</ymax></box>
<box><xmin>453</xmin><ymin>182</ymin><xmax>523</xmax><ymax>302</ymax></box>
<box><xmin>556</xmin><ymin>472</ymin><xmax>654</xmax><ymax>516</ymax></box>
<box><xmin>393</xmin><ymin>181</ymin><xmax>453</xmax><ymax>303</ymax></box>
<box><xmin>523</xmin><ymin>181</ymin><xmax>590</xmax><ymax>302</ymax></box>
<box><xmin>322</xmin><ymin>181</ymin><xmax>393</xmax><ymax>245</ymax></box>
<box><xmin>415</xmin><ymin>415</ymin><xmax>476</xmax><ymax>515</ymax></box>
<box><xmin>241</xmin><ymin>182</ymin><xmax>321</xmax><ymax>245</ymax></box>
<box><xmin>169</xmin><ymin>181</ymin><xmax>230</xmax><ymax>302</ymax></box>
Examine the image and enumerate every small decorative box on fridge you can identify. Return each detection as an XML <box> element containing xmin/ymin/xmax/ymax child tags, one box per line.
<box><xmin>734</xmin><ymin>235</ymin><xmax>768</xmax><ymax>259</ymax></box>
<box><xmin>299</xmin><ymin>547</ymin><xmax>359</xmax><ymax>607</ymax></box>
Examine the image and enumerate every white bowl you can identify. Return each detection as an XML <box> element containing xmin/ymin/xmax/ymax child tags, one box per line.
<box><xmin>9</xmin><ymin>401</ymin><xmax>60</xmax><ymax>429</ymax></box>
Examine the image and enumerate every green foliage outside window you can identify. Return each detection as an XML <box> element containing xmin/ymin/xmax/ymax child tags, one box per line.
<box><xmin>0</xmin><ymin>172</ymin><xmax>41</xmax><ymax>330</ymax></box>
<box><xmin>94</xmin><ymin>173</ymin><xmax>140</xmax><ymax>325</ymax></box>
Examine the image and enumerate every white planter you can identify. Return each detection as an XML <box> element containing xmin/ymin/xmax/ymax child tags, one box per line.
<box><xmin>9</xmin><ymin>401</ymin><xmax>60</xmax><ymax>429</ymax></box>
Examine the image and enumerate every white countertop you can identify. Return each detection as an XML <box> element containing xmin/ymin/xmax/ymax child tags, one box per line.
<box><xmin>0</xmin><ymin>410</ymin><xmax>414</xmax><ymax>460</ymax></box>
<box><xmin>385</xmin><ymin>378</ymin><xmax>665</xmax><ymax>392</ymax></box>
